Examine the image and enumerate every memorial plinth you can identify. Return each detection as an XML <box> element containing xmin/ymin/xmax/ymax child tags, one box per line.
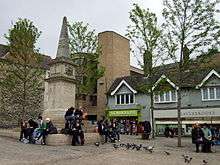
<box><xmin>45</xmin><ymin>133</ymin><xmax>100</xmax><ymax>146</ymax></box>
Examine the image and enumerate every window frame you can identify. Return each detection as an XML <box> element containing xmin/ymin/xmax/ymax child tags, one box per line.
<box><xmin>201</xmin><ymin>86</ymin><xmax>220</xmax><ymax>101</ymax></box>
<box><xmin>154</xmin><ymin>90</ymin><xmax>177</xmax><ymax>103</ymax></box>
<box><xmin>115</xmin><ymin>93</ymin><xmax>135</xmax><ymax>105</ymax></box>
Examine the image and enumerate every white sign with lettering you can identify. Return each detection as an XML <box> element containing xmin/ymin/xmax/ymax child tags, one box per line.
<box><xmin>154</xmin><ymin>108</ymin><xmax>220</xmax><ymax>118</ymax></box>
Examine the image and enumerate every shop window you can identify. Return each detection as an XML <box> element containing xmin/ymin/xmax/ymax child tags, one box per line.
<box><xmin>154</xmin><ymin>90</ymin><xmax>177</xmax><ymax>103</ymax></box>
<box><xmin>201</xmin><ymin>86</ymin><xmax>220</xmax><ymax>101</ymax></box>
<box><xmin>115</xmin><ymin>94</ymin><xmax>135</xmax><ymax>105</ymax></box>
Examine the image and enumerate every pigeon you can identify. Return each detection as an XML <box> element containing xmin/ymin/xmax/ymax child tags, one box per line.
<box><xmin>131</xmin><ymin>145</ymin><xmax>136</xmax><ymax>150</ymax></box>
<box><xmin>185</xmin><ymin>157</ymin><xmax>192</xmax><ymax>164</ymax></box>
<box><xmin>182</xmin><ymin>155</ymin><xmax>192</xmax><ymax>164</ymax></box>
<box><xmin>136</xmin><ymin>144</ymin><xmax>142</xmax><ymax>151</ymax></box>
<box><xmin>164</xmin><ymin>151</ymin><xmax>170</xmax><ymax>155</ymax></box>
<box><xmin>120</xmin><ymin>143</ymin><xmax>126</xmax><ymax>147</ymax></box>
<box><xmin>143</xmin><ymin>145</ymin><xmax>154</xmax><ymax>153</ymax></box>
<box><xmin>113</xmin><ymin>144</ymin><xmax>120</xmax><ymax>149</ymax></box>
<box><xmin>182</xmin><ymin>155</ymin><xmax>189</xmax><ymax>159</ymax></box>
<box><xmin>143</xmin><ymin>146</ymin><xmax>148</xmax><ymax>150</ymax></box>
<box><xmin>147</xmin><ymin>146</ymin><xmax>154</xmax><ymax>153</ymax></box>
<box><xmin>94</xmin><ymin>142</ymin><xmax>100</xmax><ymax>147</ymax></box>
<box><xmin>203</xmin><ymin>160</ymin><xmax>208</xmax><ymax>165</ymax></box>
<box><xmin>126</xmin><ymin>143</ymin><xmax>131</xmax><ymax>150</ymax></box>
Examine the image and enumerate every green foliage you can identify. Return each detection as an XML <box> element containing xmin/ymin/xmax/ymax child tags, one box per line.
<box><xmin>68</xmin><ymin>21</ymin><xmax>104</xmax><ymax>95</ymax></box>
<box><xmin>162</xmin><ymin>0</ymin><xmax>220</xmax><ymax>62</ymax></box>
<box><xmin>0</xmin><ymin>18</ymin><xmax>44</xmax><ymax>125</ymax></box>
<box><xmin>78</xmin><ymin>53</ymin><xmax>104</xmax><ymax>94</ymax></box>
<box><xmin>68</xmin><ymin>21</ymin><xmax>98</xmax><ymax>54</ymax></box>
<box><xmin>127</xmin><ymin>3</ymin><xmax>162</xmax><ymax>138</ymax></box>
<box><xmin>161</xmin><ymin>0</ymin><xmax>220</xmax><ymax>146</ymax></box>
<box><xmin>127</xmin><ymin>3</ymin><xmax>162</xmax><ymax>76</ymax></box>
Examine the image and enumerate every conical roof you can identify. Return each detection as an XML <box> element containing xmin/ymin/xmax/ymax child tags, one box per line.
<box><xmin>56</xmin><ymin>16</ymin><xmax>71</xmax><ymax>58</ymax></box>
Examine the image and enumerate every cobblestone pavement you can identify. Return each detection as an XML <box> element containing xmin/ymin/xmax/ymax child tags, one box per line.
<box><xmin>0</xmin><ymin>135</ymin><xmax>219</xmax><ymax>165</ymax></box>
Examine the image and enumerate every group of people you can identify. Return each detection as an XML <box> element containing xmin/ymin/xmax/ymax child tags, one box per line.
<box><xmin>19</xmin><ymin>116</ymin><xmax>57</xmax><ymax>145</ymax></box>
<box><xmin>192</xmin><ymin>123</ymin><xmax>220</xmax><ymax>153</ymax></box>
<box><xmin>164</xmin><ymin>126</ymin><xmax>175</xmax><ymax>138</ymax></box>
<box><xmin>97</xmin><ymin>119</ymin><xmax>152</xmax><ymax>143</ymax></box>
<box><xmin>97</xmin><ymin>119</ymin><xmax>121</xmax><ymax>143</ymax></box>
<box><xmin>19</xmin><ymin>112</ymin><xmax>220</xmax><ymax>153</ymax></box>
<box><xmin>63</xmin><ymin>107</ymin><xmax>85</xmax><ymax>146</ymax></box>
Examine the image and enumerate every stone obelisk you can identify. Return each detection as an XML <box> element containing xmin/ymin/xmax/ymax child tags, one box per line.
<box><xmin>43</xmin><ymin>17</ymin><xmax>76</xmax><ymax>128</ymax></box>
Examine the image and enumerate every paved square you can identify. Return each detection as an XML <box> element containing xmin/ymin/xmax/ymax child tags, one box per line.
<box><xmin>0</xmin><ymin>135</ymin><xmax>219</xmax><ymax>165</ymax></box>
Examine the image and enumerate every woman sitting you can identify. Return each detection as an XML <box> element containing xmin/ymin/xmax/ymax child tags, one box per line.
<box><xmin>37</xmin><ymin>118</ymin><xmax>57</xmax><ymax>145</ymax></box>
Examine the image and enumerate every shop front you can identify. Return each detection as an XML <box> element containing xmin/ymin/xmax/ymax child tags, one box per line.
<box><xmin>154</xmin><ymin>107</ymin><xmax>220</xmax><ymax>136</ymax></box>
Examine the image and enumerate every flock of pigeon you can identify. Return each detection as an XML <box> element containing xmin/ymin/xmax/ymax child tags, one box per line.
<box><xmin>94</xmin><ymin>142</ymin><xmax>209</xmax><ymax>165</ymax></box>
<box><xmin>112</xmin><ymin>143</ymin><xmax>154</xmax><ymax>153</ymax></box>
<box><xmin>94</xmin><ymin>142</ymin><xmax>154</xmax><ymax>153</ymax></box>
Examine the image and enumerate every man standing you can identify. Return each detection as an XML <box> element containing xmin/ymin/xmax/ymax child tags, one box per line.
<box><xmin>201</xmin><ymin>123</ymin><xmax>212</xmax><ymax>153</ymax></box>
<box><xmin>192</xmin><ymin>123</ymin><xmax>204</xmax><ymax>152</ymax></box>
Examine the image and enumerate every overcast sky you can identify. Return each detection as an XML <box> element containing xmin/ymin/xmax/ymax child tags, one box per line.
<box><xmin>0</xmin><ymin>0</ymin><xmax>162</xmax><ymax>66</ymax></box>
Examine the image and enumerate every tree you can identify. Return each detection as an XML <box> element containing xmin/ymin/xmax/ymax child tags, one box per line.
<box><xmin>0</xmin><ymin>18</ymin><xmax>44</xmax><ymax>126</ymax></box>
<box><xmin>127</xmin><ymin>3</ymin><xmax>162</xmax><ymax>138</ymax></box>
<box><xmin>68</xmin><ymin>21</ymin><xmax>104</xmax><ymax>107</ymax></box>
<box><xmin>162</xmin><ymin>0</ymin><xmax>220</xmax><ymax>146</ymax></box>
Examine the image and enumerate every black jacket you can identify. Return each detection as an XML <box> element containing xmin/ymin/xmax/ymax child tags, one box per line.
<box><xmin>192</xmin><ymin>127</ymin><xmax>204</xmax><ymax>144</ymax></box>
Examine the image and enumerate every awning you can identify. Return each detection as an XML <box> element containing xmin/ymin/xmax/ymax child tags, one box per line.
<box><xmin>108</xmin><ymin>109</ymin><xmax>139</xmax><ymax>117</ymax></box>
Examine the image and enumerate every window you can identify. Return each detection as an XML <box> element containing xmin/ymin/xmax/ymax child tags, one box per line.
<box><xmin>154</xmin><ymin>95</ymin><xmax>159</xmax><ymax>102</ymax></box>
<box><xmin>121</xmin><ymin>95</ymin><xmax>125</xmax><ymax>104</ymax></box>
<box><xmin>116</xmin><ymin>95</ymin><xmax>120</xmax><ymax>104</ymax></box>
<box><xmin>202</xmin><ymin>88</ymin><xmax>208</xmax><ymax>100</ymax></box>
<box><xmin>115</xmin><ymin>94</ymin><xmax>135</xmax><ymax>105</ymax></box>
<box><xmin>216</xmin><ymin>87</ymin><xmax>220</xmax><ymax>99</ymax></box>
<box><xmin>209</xmin><ymin>87</ymin><xmax>215</xmax><ymax>99</ymax></box>
<box><xmin>171</xmin><ymin>90</ymin><xmax>176</xmax><ymax>101</ymax></box>
<box><xmin>130</xmin><ymin>94</ymin><xmax>134</xmax><ymax>103</ymax></box>
<box><xmin>154</xmin><ymin>90</ymin><xmax>177</xmax><ymax>103</ymax></box>
<box><xmin>125</xmin><ymin>94</ymin><xmax>129</xmax><ymax>104</ymax></box>
<box><xmin>201</xmin><ymin>86</ymin><xmax>220</xmax><ymax>101</ymax></box>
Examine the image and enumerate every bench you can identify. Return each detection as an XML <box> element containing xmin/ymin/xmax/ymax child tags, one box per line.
<box><xmin>45</xmin><ymin>133</ymin><xmax>100</xmax><ymax>146</ymax></box>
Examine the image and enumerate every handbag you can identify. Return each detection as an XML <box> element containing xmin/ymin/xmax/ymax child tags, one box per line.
<box><xmin>196</xmin><ymin>137</ymin><xmax>203</xmax><ymax>143</ymax></box>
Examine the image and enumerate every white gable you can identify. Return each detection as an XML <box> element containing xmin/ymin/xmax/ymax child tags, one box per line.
<box><xmin>110</xmin><ymin>79</ymin><xmax>137</xmax><ymax>96</ymax></box>
<box><xmin>152</xmin><ymin>74</ymin><xmax>178</xmax><ymax>90</ymax></box>
<box><xmin>196</xmin><ymin>69</ymin><xmax>220</xmax><ymax>89</ymax></box>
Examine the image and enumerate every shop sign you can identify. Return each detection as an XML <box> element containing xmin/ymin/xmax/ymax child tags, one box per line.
<box><xmin>154</xmin><ymin>108</ymin><xmax>220</xmax><ymax>118</ymax></box>
<box><xmin>181</xmin><ymin>111</ymin><xmax>215</xmax><ymax>117</ymax></box>
<box><xmin>108</xmin><ymin>110</ymin><xmax>138</xmax><ymax>117</ymax></box>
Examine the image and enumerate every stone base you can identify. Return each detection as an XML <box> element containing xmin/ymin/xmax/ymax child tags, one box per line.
<box><xmin>45</xmin><ymin>133</ymin><xmax>100</xmax><ymax>146</ymax></box>
<box><xmin>43</xmin><ymin>109</ymin><xmax>66</xmax><ymax>129</ymax></box>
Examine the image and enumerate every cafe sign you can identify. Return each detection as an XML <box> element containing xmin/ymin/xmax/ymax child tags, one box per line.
<box><xmin>108</xmin><ymin>110</ymin><xmax>138</xmax><ymax>117</ymax></box>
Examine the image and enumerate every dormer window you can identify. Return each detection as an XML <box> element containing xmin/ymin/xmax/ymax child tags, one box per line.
<box><xmin>201</xmin><ymin>86</ymin><xmax>220</xmax><ymax>101</ymax></box>
<box><xmin>115</xmin><ymin>94</ymin><xmax>135</xmax><ymax>105</ymax></box>
<box><xmin>154</xmin><ymin>90</ymin><xmax>177</xmax><ymax>103</ymax></box>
